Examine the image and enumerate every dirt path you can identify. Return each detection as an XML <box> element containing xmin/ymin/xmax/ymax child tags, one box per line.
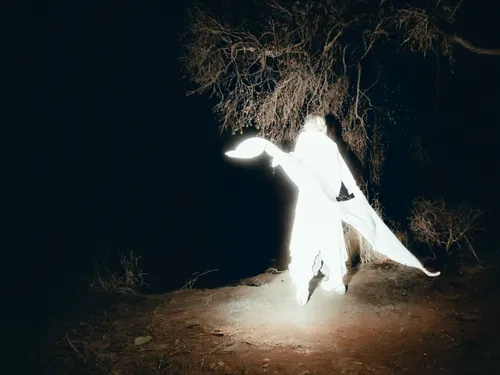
<box><xmin>39</xmin><ymin>264</ymin><xmax>500</xmax><ymax>374</ymax></box>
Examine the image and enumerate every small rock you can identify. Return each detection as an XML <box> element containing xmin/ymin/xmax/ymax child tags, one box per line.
<box><xmin>211</xmin><ymin>329</ymin><xmax>225</xmax><ymax>336</ymax></box>
<box><xmin>134</xmin><ymin>336</ymin><xmax>153</xmax><ymax>346</ymax></box>
<box><xmin>224</xmin><ymin>342</ymin><xmax>240</xmax><ymax>352</ymax></box>
<box><xmin>185</xmin><ymin>320</ymin><xmax>202</xmax><ymax>328</ymax></box>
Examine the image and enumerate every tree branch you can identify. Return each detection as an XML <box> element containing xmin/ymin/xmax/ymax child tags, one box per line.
<box><xmin>450</xmin><ymin>0</ymin><xmax>465</xmax><ymax>19</ymax></box>
<box><xmin>450</xmin><ymin>35</ymin><xmax>500</xmax><ymax>56</ymax></box>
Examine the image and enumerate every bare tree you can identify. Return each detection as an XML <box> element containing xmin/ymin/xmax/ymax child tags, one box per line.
<box><xmin>181</xmin><ymin>0</ymin><xmax>499</xmax><ymax>184</ymax></box>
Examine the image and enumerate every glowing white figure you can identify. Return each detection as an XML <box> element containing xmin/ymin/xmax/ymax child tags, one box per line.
<box><xmin>225</xmin><ymin>115</ymin><xmax>439</xmax><ymax>306</ymax></box>
<box><xmin>286</xmin><ymin>117</ymin><xmax>350</xmax><ymax>303</ymax></box>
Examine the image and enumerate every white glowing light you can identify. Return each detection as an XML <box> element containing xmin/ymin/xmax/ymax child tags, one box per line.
<box><xmin>224</xmin><ymin>137</ymin><xmax>270</xmax><ymax>159</ymax></box>
<box><xmin>225</xmin><ymin>125</ymin><xmax>439</xmax><ymax>305</ymax></box>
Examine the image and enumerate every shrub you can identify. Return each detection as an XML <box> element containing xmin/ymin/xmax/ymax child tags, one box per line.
<box><xmin>409</xmin><ymin>197</ymin><xmax>483</xmax><ymax>262</ymax></box>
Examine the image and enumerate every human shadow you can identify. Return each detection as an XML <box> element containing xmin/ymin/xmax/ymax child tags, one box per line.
<box><xmin>307</xmin><ymin>254</ymin><xmax>362</xmax><ymax>300</ymax></box>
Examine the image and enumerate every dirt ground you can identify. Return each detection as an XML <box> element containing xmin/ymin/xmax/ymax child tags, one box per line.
<box><xmin>34</xmin><ymin>262</ymin><xmax>500</xmax><ymax>375</ymax></box>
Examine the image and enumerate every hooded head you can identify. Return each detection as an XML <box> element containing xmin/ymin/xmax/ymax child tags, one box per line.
<box><xmin>303</xmin><ymin>114</ymin><xmax>327</xmax><ymax>134</ymax></box>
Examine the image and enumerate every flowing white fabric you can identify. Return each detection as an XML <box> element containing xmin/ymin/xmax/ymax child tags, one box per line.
<box><xmin>225</xmin><ymin>133</ymin><xmax>440</xmax><ymax>303</ymax></box>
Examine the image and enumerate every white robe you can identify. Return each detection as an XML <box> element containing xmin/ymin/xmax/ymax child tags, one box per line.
<box><xmin>287</xmin><ymin>131</ymin><xmax>348</xmax><ymax>287</ymax></box>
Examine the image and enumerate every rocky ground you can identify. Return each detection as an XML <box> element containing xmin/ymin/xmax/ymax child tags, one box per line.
<box><xmin>27</xmin><ymin>262</ymin><xmax>500</xmax><ymax>374</ymax></box>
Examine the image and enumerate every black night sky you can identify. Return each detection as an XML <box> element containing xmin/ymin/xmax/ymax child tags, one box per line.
<box><xmin>19</xmin><ymin>0</ymin><xmax>499</xmax><ymax>324</ymax></box>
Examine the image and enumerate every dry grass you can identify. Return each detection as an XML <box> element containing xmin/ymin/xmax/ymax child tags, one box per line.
<box><xmin>88</xmin><ymin>250</ymin><xmax>150</xmax><ymax>294</ymax></box>
<box><xmin>181</xmin><ymin>269</ymin><xmax>219</xmax><ymax>290</ymax></box>
<box><xmin>344</xmin><ymin>223</ymin><xmax>391</xmax><ymax>266</ymax></box>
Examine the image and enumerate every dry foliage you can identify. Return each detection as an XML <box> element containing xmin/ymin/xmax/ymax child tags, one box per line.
<box><xmin>89</xmin><ymin>250</ymin><xmax>150</xmax><ymax>294</ymax></box>
<box><xmin>409</xmin><ymin>197</ymin><xmax>483</xmax><ymax>261</ymax></box>
<box><xmin>182</xmin><ymin>0</ymin><xmax>498</xmax><ymax>183</ymax></box>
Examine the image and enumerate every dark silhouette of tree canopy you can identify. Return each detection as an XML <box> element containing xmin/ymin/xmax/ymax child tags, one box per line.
<box><xmin>181</xmin><ymin>0</ymin><xmax>499</xmax><ymax>184</ymax></box>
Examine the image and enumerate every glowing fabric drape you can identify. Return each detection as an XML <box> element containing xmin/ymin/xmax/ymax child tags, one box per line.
<box><xmin>225</xmin><ymin>135</ymin><xmax>440</xmax><ymax>279</ymax></box>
